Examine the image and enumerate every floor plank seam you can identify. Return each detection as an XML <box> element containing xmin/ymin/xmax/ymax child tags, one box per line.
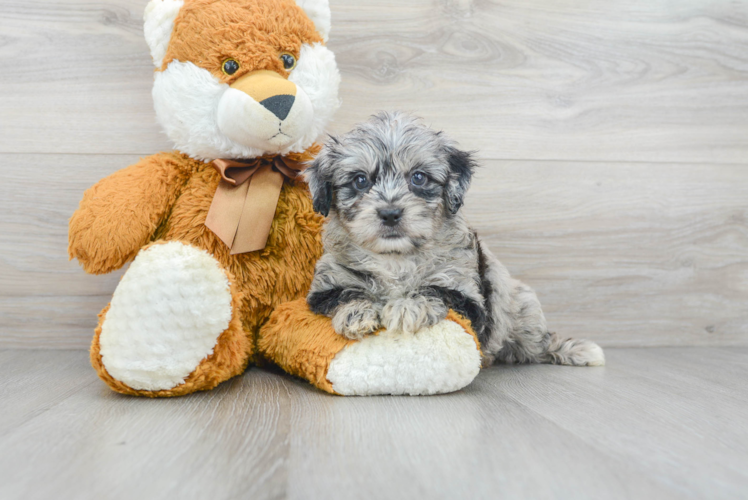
<box><xmin>0</xmin><ymin>377</ymin><xmax>98</xmax><ymax>442</ymax></box>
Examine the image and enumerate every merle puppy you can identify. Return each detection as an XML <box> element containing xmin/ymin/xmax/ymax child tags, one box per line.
<box><xmin>304</xmin><ymin>112</ymin><xmax>604</xmax><ymax>367</ymax></box>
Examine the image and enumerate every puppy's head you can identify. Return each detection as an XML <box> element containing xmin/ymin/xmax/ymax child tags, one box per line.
<box><xmin>305</xmin><ymin>112</ymin><xmax>476</xmax><ymax>254</ymax></box>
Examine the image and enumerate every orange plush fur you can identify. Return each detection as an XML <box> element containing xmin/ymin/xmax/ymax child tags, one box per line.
<box><xmin>71</xmin><ymin>150</ymin><xmax>324</xmax><ymax>396</ymax></box>
<box><xmin>259</xmin><ymin>300</ymin><xmax>480</xmax><ymax>394</ymax></box>
<box><xmin>71</xmin><ymin>0</ymin><xmax>481</xmax><ymax>397</ymax></box>
<box><xmin>163</xmin><ymin>0</ymin><xmax>323</xmax><ymax>81</ymax></box>
<box><xmin>70</xmin><ymin>0</ymin><xmax>330</xmax><ymax>396</ymax></box>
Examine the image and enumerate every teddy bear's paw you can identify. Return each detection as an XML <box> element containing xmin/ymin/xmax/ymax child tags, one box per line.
<box><xmin>326</xmin><ymin>316</ymin><xmax>482</xmax><ymax>396</ymax></box>
<box><xmin>98</xmin><ymin>241</ymin><xmax>235</xmax><ymax>392</ymax></box>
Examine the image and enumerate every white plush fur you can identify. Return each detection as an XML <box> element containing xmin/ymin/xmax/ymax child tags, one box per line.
<box><xmin>288</xmin><ymin>43</ymin><xmax>342</xmax><ymax>152</ymax></box>
<box><xmin>143</xmin><ymin>0</ymin><xmax>184</xmax><ymax>68</ymax></box>
<box><xmin>294</xmin><ymin>0</ymin><xmax>331</xmax><ymax>42</ymax></box>
<box><xmin>326</xmin><ymin>319</ymin><xmax>482</xmax><ymax>396</ymax></box>
<box><xmin>99</xmin><ymin>242</ymin><xmax>233</xmax><ymax>391</ymax></box>
<box><xmin>217</xmin><ymin>86</ymin><xmax>314</xmax><ymax>152</ymax></box>
<box><xmin>152</xmin><ymin>42</ymin><xmax>340</xmax><ymax>161</ymax></box>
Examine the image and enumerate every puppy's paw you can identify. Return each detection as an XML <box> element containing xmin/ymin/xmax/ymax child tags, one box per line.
<box><xmin>381</xmin><ymin>295</ymin><xmax>447</xmax><ymax>334</ymax></box>
<box><xmin>332</xmin><ymin>300</ymin><xmax>381</xmax><ymax>340</ymax></box>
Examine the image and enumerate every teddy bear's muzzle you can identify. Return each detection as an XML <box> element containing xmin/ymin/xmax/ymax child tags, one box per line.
<box><xmin>258</xmin><ymin>94</ymin><xmax>296</xmax><ymax>121</ymax></box>
<box><xmin>216</xmin><ymin>69</ymin><xmax>314</xmax><ymax>151</ymax></box>
<box><xmin>232</xmin><ymin>70</ymin><xmax>296</xmax><ymax>99</ymax></box>
<box><xmin>231</xmin><ymin>70</ymin><xmax>297</xmax><ymax>120</ymax></box>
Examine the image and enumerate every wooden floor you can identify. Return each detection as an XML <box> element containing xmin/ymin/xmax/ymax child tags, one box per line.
<box><xmin>1</xmin><ymin>347</ymin><xmax>746</xmax><ymax>500</ymax></box>
<box><xmin>0</xmin><ymin>2</ymin><xmax>746</xmax><ymax>497</ymax></box>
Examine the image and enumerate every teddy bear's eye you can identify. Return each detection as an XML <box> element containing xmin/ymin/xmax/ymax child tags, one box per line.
<box><xmin>222</xmin><ymin>59</ymin><xmax>240</xmax><ymax>76</ymax></box>
<box><xmin>280</xmin><ymin>53</ymin><xmax>297</xmax><ymax>71</ymax></box>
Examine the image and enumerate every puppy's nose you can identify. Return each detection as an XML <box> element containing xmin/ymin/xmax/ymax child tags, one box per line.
<box><xmin>260</xmin><ymin>94</ymin><xmax>295</xmax><ymax>121</ymax></box>
<box><xmin>378</xmin><ymin>208</ymin><xmax>403</xmax><ymax>227</ymax></box>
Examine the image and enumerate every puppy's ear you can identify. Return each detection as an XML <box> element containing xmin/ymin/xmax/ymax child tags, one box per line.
<box><xmin>444</xmin><ymin>146</ymin><xmax>476</xmax><ymax>215</ymax></box>
<box><xmin>304</xmin><ymin>154</ymin><xmax>334</xmax><ymax>217</ymax></box>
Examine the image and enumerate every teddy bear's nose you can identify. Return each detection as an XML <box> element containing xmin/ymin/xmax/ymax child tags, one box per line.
<box><xmin>259</xmin><ymin>94</ymin><xmax>295</xmax><ymax>121</ymax></box>
<box><xmin>229</xmin><ymin>70</ymin><xmax>298</xmax><ymax>122</ymax></box>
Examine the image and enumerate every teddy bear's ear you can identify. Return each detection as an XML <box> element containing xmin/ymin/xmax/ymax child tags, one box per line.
<box><xmin>143</xmin><ymin>0</ymin><xmax>185</xmax><ymax>68</ymax></box>
<box><xmin>294</xmin><ymin>0</ymin><xmax>331</xmax><ymax>42</ymax></box>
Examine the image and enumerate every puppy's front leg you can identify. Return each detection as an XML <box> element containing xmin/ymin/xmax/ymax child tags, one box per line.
<box><xmin>331</xmin><ymin>300</ymin><xmax>381</xmax><ymax>340</ymax></box>
<box><xmin>381</xmin><ymin>293</ymin><xmax>448</xmax><ymax>334</ymax></box>
<box><xmin>307</xmin><ymin>288</ymin><xmax>381</xmax><ymax>340</ymax></box>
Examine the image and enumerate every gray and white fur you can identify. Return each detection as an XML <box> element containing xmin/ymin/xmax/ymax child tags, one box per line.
<box><xmin>304</xmin><ymin>112</ymin><xmax>604</xmax><ymax>367</ymax></box>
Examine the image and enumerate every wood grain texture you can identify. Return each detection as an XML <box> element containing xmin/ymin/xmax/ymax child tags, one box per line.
<box><xmin>0</xmin><ymin>350</ymin><xmax>96</xmax><ymax>437</ymax></box>
<box><xmin>0</xmin><ymin>0</ymin><xmax>746</xmax><ymax>347</ymax></box>
<box><xmin>329</xmin><ymin>0</ymin><xmax>748</xmax><ymax>163</ymax></box>
<box><xmin>0</xmin><ymin>154</ymin><xmax>129</xmax><ymax>348</ymax></box>
<box><xmin>0</xmin><ymin>351</ymin><xmax>292</xmax><ymax>500</ymax></box>
<box><xmin>2</xmin><ymin>153</ymin><xmax>746</xmax><ymax>348</ymax></box>
<box><xmin>464</xmin><ymin>160</ymin><xmax>748</xmax><ymax>347</ymax></box>
<box><xmin>0</xmin><ymin>0</ymin><xmax>747</xmax><ymax>162</ymax></box>
<box><xmin>0</xmin><ymin>347</ymin><xmax>746</xmax><ymax>499</ymax></box>
<box><xmin>1</xmin><ymin>154</ymin><xmax>746</xmax><ymax>348</ymax></box>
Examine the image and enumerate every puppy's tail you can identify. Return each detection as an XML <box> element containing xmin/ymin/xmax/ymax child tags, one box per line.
<box><xmin>475</xmin><ymin>236</ymin><xmax>605</xmax><ymax>367</ymax></box>
<box><xmin>491</xmin><ymin>331</ymin><xmax>605</xmax><ymax>367</ymax></box>
<box><xmin>540</xmin><ymin>332</ymin><xmax>606</xmax><ymax>366</ymax></box>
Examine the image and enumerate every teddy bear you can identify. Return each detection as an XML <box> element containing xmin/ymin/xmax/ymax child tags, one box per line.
<box><xmin>69</xmin><ymin>0</ymin><xmax>482</xmax><ymax>397</ymax></box>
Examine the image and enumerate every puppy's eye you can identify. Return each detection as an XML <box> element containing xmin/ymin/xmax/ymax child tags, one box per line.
<box><xmin>222</xmin><ymin>58</ymin><xmax>240</xmax><ymax>76</ymax></box>
<box><xmin>410</xmin><ymin>171</ymin><xmax>427</xmax><ymax>187</ymax></box>
<box><xmin>280</xmin><ymin>53</ymin><xmax>297</xmax><ymax>71</ymax></box>
<box><xmin>353</xmin><ymin>174</ymin><xmax>369</xmax><ymax>191</ymax></box>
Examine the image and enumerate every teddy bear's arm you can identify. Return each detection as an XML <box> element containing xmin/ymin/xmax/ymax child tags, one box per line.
<box><xmin>68</xmin><ymin>153</ymin><xmax>192</xmax><ymax>275</ymax></box>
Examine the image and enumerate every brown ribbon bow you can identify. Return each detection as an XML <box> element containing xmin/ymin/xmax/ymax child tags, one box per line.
<box><xmin>205</xmin><ymin>155</ymin><xmax>306</xmax><ymax>254</ymax></box>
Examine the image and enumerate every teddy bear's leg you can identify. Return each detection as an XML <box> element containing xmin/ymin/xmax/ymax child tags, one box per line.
<box><xmin>90</xmin><ymin>241</ymin><xmax>252</xmax><ymax>397</ymax></box>
<box><xmin>259</xmin><ymin>300</ymin><xmax>483</xmax><ymax>396</ymax></box>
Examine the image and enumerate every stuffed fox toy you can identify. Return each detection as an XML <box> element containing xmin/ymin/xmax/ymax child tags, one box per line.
<box><xmin>69</xmin><ymin>0</ymin><xmax>482</xmax><ymax>397</ymax></box>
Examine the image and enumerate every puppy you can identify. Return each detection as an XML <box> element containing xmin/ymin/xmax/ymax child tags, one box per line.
<box><xmin>304</xmin><ymin>112</ymin><xmax>604</xmax><ymax>367</ymax></box>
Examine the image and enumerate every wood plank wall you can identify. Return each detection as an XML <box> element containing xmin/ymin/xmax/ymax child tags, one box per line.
<box><xmin>1</xmin><ymin>0</ymin><xmax>746</xmax><ymax>349</ymax></box>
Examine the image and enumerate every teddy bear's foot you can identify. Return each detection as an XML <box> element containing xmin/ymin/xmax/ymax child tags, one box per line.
<box><xmin>259</xmin><ymin>300</ymin><xmax>482</xmax><ymax>396</ymax></box>
<box><xmin>91</xmin><ymin>241</ymin><xmax>252</xmax><ymax>397</ymax></box>
<box><xmin>325</xmin><ymin>316</ymin><xmax>482</xmax><ymax>396</ymax></box>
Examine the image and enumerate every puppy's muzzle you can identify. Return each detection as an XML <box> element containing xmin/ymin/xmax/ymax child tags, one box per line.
<box><xmin>378</xmin><ymin>208</ymin><xmax>403</xmax><ymax>227</ymax></box>
<box><xmin>231</xmin><ymin>70</ymin><xmax>297</xmax><ymax>121</ymax></box>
